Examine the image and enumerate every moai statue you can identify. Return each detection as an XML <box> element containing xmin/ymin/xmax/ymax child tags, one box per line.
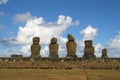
<box><xmin>30</xmin><ymin>37</ymin><xmax>41</xmax><ymax>60</ymax></box>
<box><xmin>49</xmin><ymin>37</ymin><xmax>59</xmax><ymax>58</ymax></box>
<box><xmin>66</xmin><ymin>34</ymin><xmax>77</xmax><ymax>58</ymax></box>
<box><xmin>83</xmin><ymin>40</ymin><xmax>95</xmax><ymax>58</ymax></box>
<box><xmin>101</xmin><ymin>48</ymin><xmax>108</xmax><ymax>58</ymax></box>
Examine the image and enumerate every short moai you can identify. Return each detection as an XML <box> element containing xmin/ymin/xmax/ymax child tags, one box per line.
<box><xmin>30</xmin><ymin>37</ymin><xmax>41</xmax><ymax>60</ymax></box>
<box><xmin>83</xmin><ymin>40</ymin><xmax>96</xmax><ymax>58</ymax></box>
<box><xmin>49</xmin><ymin>37</ymin><xmax>59</xmax><ymax>58</ymax></box>
<box><xmin>66</xmin><ymin>34</ymin><xmax>77</xmax><ymax>58</ymax></box>
<box><xmin>101</xmin><ymin>48</ymin><xmax>108</xmax><ymax>58</ymax></box>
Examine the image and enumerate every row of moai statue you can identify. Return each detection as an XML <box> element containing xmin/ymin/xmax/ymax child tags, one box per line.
<box><xmin>30</xmin><ymin>34</ymin><xmax>108</xmax><ymax>60</ymax></box>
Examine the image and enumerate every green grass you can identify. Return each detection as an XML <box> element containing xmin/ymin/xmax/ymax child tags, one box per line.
<box><xmin>0</xmin><ymin>69</ymin><xmax>119</xmax><ymax>80</ymax></box>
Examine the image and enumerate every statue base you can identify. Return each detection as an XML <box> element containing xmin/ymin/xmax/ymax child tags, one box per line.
<box><xmin>49</xmin><ymin>55</ymin><xmax>58</xmax><ymax>58</ymax></box>
<box><xmin>83</xmin><ymin>55</ymin><xmax>96</xmax><ymax>60</ymax></box>
<box><xmin>30</xmin><ymin>55</ymin><xmax>41</xmax><ymax>61</ymax></box>
<box><xmin>49</xmin><ymin>55</ymin><xmax>58</xmax><ymax>62</ymax></box>
<box><xmin>65</xmin><ymin>55</ymin><xmax>77</xmax><ymax>61</ymax></box>
<box><xmin>66</xmin><ymin>54</ymin><xmax>77</xmax><ymax>58</ymax></box>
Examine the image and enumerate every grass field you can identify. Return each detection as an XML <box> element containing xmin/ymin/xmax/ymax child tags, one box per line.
<box><xmin>0</xmin><ymin>69</ymin><xmax>119</xmax><ymax>80</ymax></box>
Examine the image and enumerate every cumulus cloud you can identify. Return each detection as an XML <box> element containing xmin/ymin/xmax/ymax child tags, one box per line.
<box><xmin>0</xmin><ymin>14</ymin><xmax>79</xmax><ymax>57</ymax></box>
<box><xmin>94</xmin><ymin>43</ymin><xmax>103</xmax><ymax>57</ymax></box>
<box><xmin>20</xmin><ymin>45</ymin><xmax>31</xmax><ymax>56</ymax></box>
<box><xmin>107</xmin><ymin>32</ymin><xmax>120</xmax><ymax>57</ymax></box>
<box><xmin>107</xmin><ymin>32</ymin><xmax>120</xmax><ymax>50</ymax></box>
<box><xmin>15</xmin><ymin>15</ymin><xmax>73</xmax><ymax>45</ymax></box>
<box><xmin>13</xmin><ymin>15</ymin><xmax>78</xmax><ymax>57</ymax></box>
<box><xmin>0</xmin><ymin>0</ymin><xmax>8</xmax><ymax>5</ymax></box>
<box><xmin>80</xmin><ymin>25</ymin><xmax>97</xmax><ymax>40</ymax></box>
<box><xmin>14</xmin><ymin>12</ymin><xmax>35</xmax><ymax>23</ymax></box>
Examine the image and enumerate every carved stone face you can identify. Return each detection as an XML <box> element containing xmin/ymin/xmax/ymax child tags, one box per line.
<box><xmin>33</xmin><ymin>37</ymin><xmax>40</xmax><ymax>45</ymax></box>
<box><xmin>102</xmin><ymin>49</ymin><xmax>107</xmax><ymax>54</ymax></box>
<box><xmin>68</xmin><ymin>34</ymin><xmax>74</xmax><ymax>41</ymax></box>
<box><xmin>85</xmin><ymin>40</ymin><xmax>92</xmax><ymax>47</ymax></box>
<box><xmin>51</xmin><ymin>37</ymin><xmax>57</xmax><ymax>44</ymax></box>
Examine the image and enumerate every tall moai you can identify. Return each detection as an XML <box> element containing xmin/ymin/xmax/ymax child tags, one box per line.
<box><xmin>101</xmin><ymin>48</ymin><xmax>108</xmax><ymax>58</ymax></box>
<box><xmin>66</xmin><ymin>34</ymin><xmax>77</xmax><ymax>58</ymax></box>
<box><xmin>30</xmin><ymin>37</ymin><xmax>41</xmax><ymax>60</ymax></box>
<box><xmin>49</xmin><ymin>37</ymin><xmax>59</xmax><ymax>58</ymax></box>
<box><xmin>83</xmin><ymin>40</ymin><xmax>95</xmax><ymax>58</ymax></box>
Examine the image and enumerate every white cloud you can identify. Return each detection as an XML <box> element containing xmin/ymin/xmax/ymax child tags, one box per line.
<box><xmin>94</xmin><ymin>43</ymin><xmax>103</xmax><ymax>57</ymax></box>
<box><xmin>20</xmin><ymin>45</ymin><xmax>31</xmax><ymax>55</ymax></box>
<box><xmin>0</xmin><ymin>14</ymin><xmax>79</xmax><ymax>57</ymax></box>
<box><xmin>80</xmin><ymin>25</ymin><xmax>97</xmax><ymax>40</ymax></box>
<box><xmin>0</xmin><ymin>0</ymin><xmax>8</xmax><ymax>5</ymax></box>
<box><xmin>107</xmin><ymin>32</ymin><xmax>120</xmax><ymax>57</ymax></box>
<box><xmin>15</xmin><ymin>15</ymin><xmax>73</xmax><ymax>45</ymax></box>
<box><xmin>107</xmin><ymin>32</ymin><xmax>120</xmax><ymax>50</ymax></box>
<box><xmin>13</xmin><ymin>15</ymin><xmax>78</xmax><ymax>57</ymax></box>
<box><xmin>14</xmin><ymin>12</ymin><xmax>35</xmax><ymax>23</ymax></box>
<box><xmin>58</xmin><ymin>37</ymin><xmax>67</xmax><ymax>57</ymax></box>
<box><xmin>76</xmin><ymin>40</ymin><xmax>84</xmax><ymax>57</ymax></box>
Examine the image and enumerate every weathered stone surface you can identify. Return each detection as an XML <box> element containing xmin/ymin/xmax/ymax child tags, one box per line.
<box><xmin>66</xmin><ymin>34</ymin><xmax>77</xmax><ymax>58</ymax></box>
<box><xmin>31</xmin><ymin>45</ymin><xmax>41</xmax><ymax>56</ymax></box>
<box><xmin>51</xmin><ymin>37</ymin><xmax>57</xmax><ymax>44</ymax></box>
<box><xmin>68</xmin><ymin>34</ymin><xmax>75</xmax><ymax>41</ymax></box>
<box><xmin>66</xmin><ymin>41</ymin><xmax>77</xmax><ymax>55</ymax></box>
<box><xmin>84</xmin><ymin>47</ymin><xmax>94</xmax><ymax>57</ymax></box>
<box><xmin>49</xmin><ymin>37</ymin><xmax>59</xmax><ymax>58</ymax></box>
<box><xmin>101</xmin><ymin>48</ymin><xmax>108</xmax><ymax>58</ymax></box>
<box><xmin>84</xmin><ymin>40</ymin><xmax>95</xmax><ymax>58</ymax></box>
<box><xmin>30</xmin><ymin>37</ymin><xmax>41</xmax><ymax>60</ymax></box>
<box><xmin>33</xmin><ymin>37</ymin><xmax>40</xmax><ymax>45</ymax></box>
<box><xmin>85</xmin><ymin>40</ymin><xmax>92</xmax><ymax>47</ymax></box>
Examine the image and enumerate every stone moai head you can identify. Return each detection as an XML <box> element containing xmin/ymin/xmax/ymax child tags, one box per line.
<box><xmin>33</xmin><ymin>37</ymin><xmax>40</xmax><ymax>45</ymax></box>
<box><xmin>68</xmin><ymin>34</ymin><xmax>75</xmax><ymax>41</ymax></box>
<box><xmin>102</xmin><ymin>48</ymin><xmax>108</xmax><ymax>57</ymax></box>
<box><xmin>51</xmin><ymin>37</ymin><xmax>57</xmax><ymax>44</ymax></box>
<box><xmin>85</xmin><ymin>40</ymin><xmax>92</xmax><ymax>47</ymax></box>
<box><xmin>102</xmin><ymin>49</ymin><xmax>107</xmax><ymax>53</ymax></box>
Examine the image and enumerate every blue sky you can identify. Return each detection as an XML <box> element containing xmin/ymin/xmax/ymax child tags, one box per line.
<box><xmin>0</xmin><ymin>0</ymin><xmax>120</xmax><ymax>57</ymax></box>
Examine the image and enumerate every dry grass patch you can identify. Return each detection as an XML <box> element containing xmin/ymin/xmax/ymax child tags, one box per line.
<box><xmin>0</xmin><ymin>69</ymin><xmax>119</xmax><ymax>80</ymax></box>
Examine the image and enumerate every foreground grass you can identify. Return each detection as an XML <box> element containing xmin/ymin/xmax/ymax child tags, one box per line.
<box><xmin>0</xmin><ymin>69</ymin><xmax>119</xmax><ymax>80</ymax></box>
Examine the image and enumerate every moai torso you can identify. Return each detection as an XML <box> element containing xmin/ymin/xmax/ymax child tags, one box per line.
<box><xmin>31</xmin><ymin>37</ymin><xmax>41</xmax><ymax>58</ymax></box>
<box><xmin>66</xmin><ymin>34</ymin><xmax>77</xmax><ymax>55</ymax></box>
<box><xmin>101</xmin><ymin>48</ymin><xmax>108</xmax><ymax>58</ymax></box>
<box><xmin>84</xmin><ymin>40</ymin><xmax>95</xmax><ymax>57</ymax></box>
<box><xmin>31</xmin><ymin>45</ymin><xmax>40</xmax><ymax>56</ymax></box>
<box><xmin>49</xmin><ymin>37</ymin><xmax>59</xmax><ymax>57</ymax></box>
